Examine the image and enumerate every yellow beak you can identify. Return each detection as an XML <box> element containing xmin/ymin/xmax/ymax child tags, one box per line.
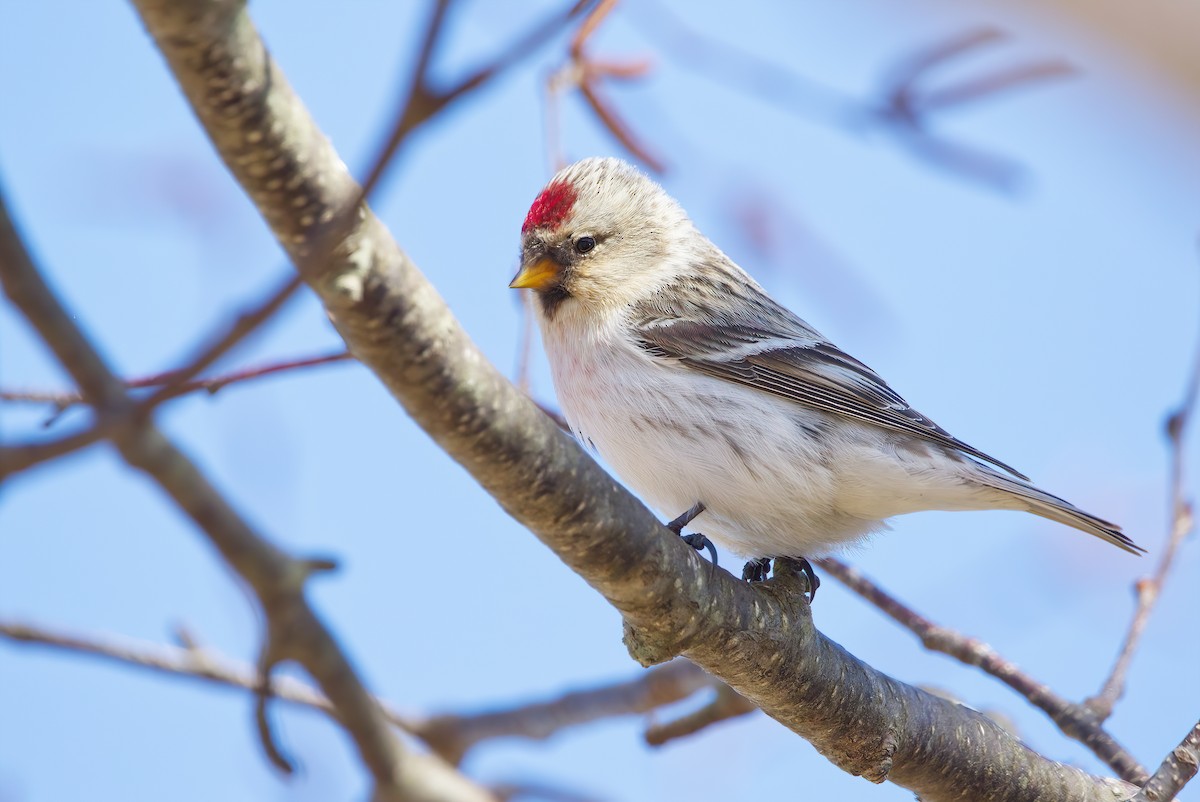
<box><xmin>509</xmin><ymin>257</ymin><xmax>561</xmax><ymax>291</ymax></box>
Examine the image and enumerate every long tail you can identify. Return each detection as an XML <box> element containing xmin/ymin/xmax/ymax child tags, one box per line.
<box><xmin>975</xmin><ymin>470</ymin><xmax>1145</xmax><ymax>555</ymax></box>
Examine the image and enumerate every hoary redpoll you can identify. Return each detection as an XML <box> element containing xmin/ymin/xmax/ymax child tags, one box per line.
<box><xmin>510</xmin><ymin>157</ymin><xmax>1143</xmax><ymax>579</ymax></box>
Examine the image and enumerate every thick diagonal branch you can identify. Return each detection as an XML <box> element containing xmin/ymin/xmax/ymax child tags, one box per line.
<box><xmin>128</xmin><ymin>2</ymin><xmax>1137</xmax><ymax>799</ymax></box>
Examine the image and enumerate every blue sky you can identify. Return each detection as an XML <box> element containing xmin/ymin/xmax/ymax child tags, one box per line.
<box><xmin>2</xmin><ymin>2</ymin><xmax>1199</xmax><ymax>801</ymax></box>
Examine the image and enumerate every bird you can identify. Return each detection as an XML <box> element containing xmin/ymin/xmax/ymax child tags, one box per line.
<box><xmin>509</xmin><ymin>157</ymin><xmax>1143</xmax><ymax>584</ymax></box>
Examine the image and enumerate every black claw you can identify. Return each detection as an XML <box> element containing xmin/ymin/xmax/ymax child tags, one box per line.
<box><xmin>681</xmin><ymin>532</ymin><xmax>719</xmax><ymax>576</ymax></box>
<box><xmin>666</xmin><ymin>503</ymin><xmax>718</xmax><ymax>578</ymax></box>
<box><xmin>742</xmin><ymin>557</ymin><xmax>771</xmax><ymax>583</ymax></box>
<box><xmin>742</xmin><ymin>557</ymin><xmax>820</xmax><ymax>601</ymax></box>
<box><xmin>796</xmin><ymin>558</ymin><xmax>820</xmax><ymax>602</ymax></box>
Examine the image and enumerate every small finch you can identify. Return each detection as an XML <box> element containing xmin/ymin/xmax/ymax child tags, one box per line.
<box><xmin>510</xmin><ymin>157</ymin><xmax>1143</xmax><ymax>579</ymax></box>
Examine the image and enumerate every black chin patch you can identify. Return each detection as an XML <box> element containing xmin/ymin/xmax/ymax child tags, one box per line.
<box><xmin>538</xmin><ymin>284</ymin><xmax>572</xmax><ymax>319</ymax></box>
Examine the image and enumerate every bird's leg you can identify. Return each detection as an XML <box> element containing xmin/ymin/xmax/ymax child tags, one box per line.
<box><xmin>666</xmin><ymin>501</ymin><xmax>705</xmax><ymax>534</ymax></box>
<box><xmin>666</xmin><ymin>502</ymin><xmax>718</xmax><ymax>573</ymax></box>
<box><xmin>742</xmin><ymin>557</ymin><xmax>820</xmax><ymax>601</ymax></box>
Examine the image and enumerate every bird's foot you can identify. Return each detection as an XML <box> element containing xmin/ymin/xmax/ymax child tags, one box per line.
<box><xmin>741</xmin><ymin>557</ymin><xmax>771</xmax><ymax>583</ymax></box>
<box><xmin>666</xmin><ymin>502</ymin><xmax>717</xmax><ymax>575</ymax></box>
<box><xmin>743</xmin><ymin>556</ymin><xmax>820</xmax><ymax>602</ymax></box>
<box><xmin>681</xmin><ymin>532</ymin><xmax>718</xmax><ymax>572</ymax></box>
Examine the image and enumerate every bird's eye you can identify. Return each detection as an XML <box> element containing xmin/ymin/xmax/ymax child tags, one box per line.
<box><xmin>574</xmin><ymin>235</ymin><xmax>596</xmax><ymax>254</ymax></box>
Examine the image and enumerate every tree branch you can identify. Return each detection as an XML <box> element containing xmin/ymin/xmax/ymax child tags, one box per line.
<box><xmin>643</xmin><ymin>682</ymin><xmax>758</xmax><ymax>746</ymax></box>
<box><xmin>1131</xmin><ymin>719</ymin><xmax>1200</xmax><ymax>802</ymax></box>
<box><xmin>0</xmin><ymin>179</ymin><xmax>488</xmax><ymax>802</ymax></box>
<box><xmin>124</xmin><ymin>2</ymin><xmax>1138</xmax><ymax>799</ymax></box>
<box><xmin>418</xmin><ymin>659</ymin><xmax>712</xmax><ymax>764</ymax></box>
<box><xmin>0</xmin><ymin>426</ymin><xmax>106</xmax><ymax>478</ymax></box>
<box><xmin>363</xmin><ymin>0</ymin><xmax>597</xmax><ymax>193</ymax></box>
<box><xmin>0</xmin><ymin>618</ymin><xmax>718</xmax><ymax>767</ymax></box>
<box><xmin>814</xmin><ymin>556</ymin><xmax>1148</xmax><ymax>784</ymax></box>
<box><xmin>1</xmin><ymin>351</ymin><xmax>353</xmax><ymax>411</ymax></box>
<box><xmin>633</xmin><ymin>4</ymin><xmax>1071</xmax><ymax>192</ymax></box>
<box><xmin>1086</xmin><ymin>309</ymin><xmax>1200</xmax><ymax>721</ymax></box>
<box><xmin>546</xmin><ymin>0</ymin><xmax>665</xmax><ymax>173</ymax></box>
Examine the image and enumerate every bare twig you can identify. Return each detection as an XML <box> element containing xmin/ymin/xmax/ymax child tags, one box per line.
<box><xmin>139</xmin><ymin>273</ymin><xmax>307</xmax><ymax>411</ymax></box>
<box><xmin>880</xmin><ymin>27</ymin><xmax>1007</xmax><ymax>102</ymax></box>
<box><xmin>814</xmin><ymin>556</ymin><xmax>1148</xmax><ymax>784</ymax></box>
<box><xmin>1086</xmin><ymin>289</ymin><xmax>1200</xmax><ymax>721</ymax></box>
<box><xmin>916</xmin><ymin>61</ymin><xmax>1075</xmax><ymax>113</ymax></box>
<box><xmin>633</xmin><ymin>5</ymin><xmax>1070</xmax><ymax>191</ymax></box>
<box><xmin>1</xmin><ymin>351</ymin><xmax>352</xmax><ymax>411</ymax></box>
<box><xmin>363</xmin><ymin>0</ymin><xmax>597</xmax><ymax>194</ymax></box>
<box><xmin>1131</xmin><ymin>718</ymin><xmax>1200</xmax><ymax>802</ymax></box>
<box><xmin>4</xmin><ymin>1</ymin><xmax>576</xmax><ymax>483</ymax></box>
<box><xmin>0</xmin><ymin>352</ymin><xmax>353</xmax><ymax>480</ymax></box>
<box><xmin>145</xmin><ymin>4</ymin><xmax>579</xmax><ymax>406</ymax></box>
<box><xmin>873</xmin><ymin>27</ymin><xmax>1073</xmax><ymax>190</ymax></box>
<box><xmin>546</xmin><ymin>0</ymin><xmax>664</xmax><ymax>173</ymax></box>
<box><xmin>138</xmin><ymin>2</ymin><xmax>538</xmax><ymax>414</ymax></box>
<box><xmin>0</xmin><ymin>168</ymin><xmax>485</xmax><ymax>800</ymax></box>
<box><xmin>0</xmin><ymin>618</ymin><xmax>391</xmax><ymax>721</ymax></box>
<box><xmin>0</xmin><ymin>426</ymin><xmax>107</xmax><ymax>478</ymax></box>
<box><xmin>0</xmin><ymin>618</ymin><xmax>725</xmax><ymax>768</ymax></box>
<box><xmin>417</xmin><ymin>660</ymin><xmax>711</xmax><ymax>764</ymax></box>
<box><xmin>644</xmin><ymin>682</ymin><xmax>757</xmax><ymax>746</ymax></box>
<box><xmin>632</xmin><ymin>0</ymin><xmax>858</xmax><ymax>126</ymax></box>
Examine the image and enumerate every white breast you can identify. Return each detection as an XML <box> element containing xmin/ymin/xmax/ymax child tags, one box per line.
<box><xmin>536</xmin><ymin>301</ymin><xmax>1016</xmax><ymax>558</ymax></box>
<box><xmin>538</xmin><ymin>305</ymin><xmax>880</xmax><ymax>557</ymax></box>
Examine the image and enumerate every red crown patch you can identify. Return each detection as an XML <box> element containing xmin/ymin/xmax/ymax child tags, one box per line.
<box><xmin>522</xmin><ymin>181</ymin><xmax>578</xmax><ymax>233</ymax></box>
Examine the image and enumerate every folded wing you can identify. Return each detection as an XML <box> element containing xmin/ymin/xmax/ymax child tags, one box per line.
<box><xmin>632</xmin><ymin>295</ymin><xmax>1029</xmax><ymax>480</ymax></box>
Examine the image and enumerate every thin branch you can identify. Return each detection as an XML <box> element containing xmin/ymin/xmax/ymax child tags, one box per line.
<box><xmin>1131</xmin><ymin>718</ymin><xmax>1200</xmax><ymax>802</ymax></box>
<box><xmin>417</xmin><ymin>660</ymin><xmax>711</xmax><ymax>765</ymax></box>
<box><xmin>632</xmin><ymin>0</ymin><xmax>859</xmax><ymax>126</ymax></box>
<box><xmin>643</xmin><ymin>682</ymin><xmax>757</xmax><ymax>746</ymax></box>
<box><xmin>1</xmin><ymin>163</ymin><xmax>485</xmax><ymax>802</ymax></box>
<box><xmin>814</xmin><ymin>556</ymin><xmax>1149</xmax><ymax>784</ymax></box>
<box><xmin>872</xmin><ymin>27</ymin><xmax>1073</xmax><ymax>191</ymax></box>
<box><xmin>109</xmin><ymin>0</ymin><xmax>591</xmax><ymax>443</ymax></box>
<box><xmin>0</xmin><ymin>426</ymin><xmax>106</xmax><ymax>478</ymax></box>
<box><xmin>138</xmin><ymin>273</ymin><xmax>306</xmax><ymax>411</ymax></box>
<box><xmin>439</xmin><ymin>0</ymin><xmax>598</xmax><ymax>108</ymax></box>
<box><xmin>1</xmin><ymin>351</ymin><xmax>353</xmax><ymax>411</ymax></box>
<box><xmin>0</xmin><ymin>352</ymin><xmax>352</xmax><ymax>481</ymax></box>
<box><xmin>0</xmin><ymin>618</ymin><xmax>724</xmax><ymax>768</ymax></box>
<box><xmin>546</xmin><ymin>0</ymin><xmax>665</xmax><ymax>173</ymax></box>
<box><xmin>917</xmin><ymin>61</ymin><xmax>1075</xmax><ymax>113</ymax></box>
<box><xmin>1086</xmin><ymin>279</ymin><xmax>1200</xmax><ymax>721</ymax></box>
<box><xmin>362</xmin><ymin>0</ymin><xmax>597</xmax><ymax>194</ymax></box>
<box><xmin>0</xmin><ymin>619</ymin><xmax>345</xmax><ymax>718</ymax></box>
<box><xmin>139</xmin><ymin>0</ymin><xmax>581</xmax><ymax>415</ymax></box>
<box><xmin>633</xmin><ymin>5</ymin><xmax>1069</xmax><ymax>191</ymax></box>
<box><xmin>880</xmin><ymin>27</ymin><xmax>1007</xmax><ymax>100</ymax></box>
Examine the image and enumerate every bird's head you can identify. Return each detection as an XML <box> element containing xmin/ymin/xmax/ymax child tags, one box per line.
<box><xmin>510</xmin><ymin>158</ymin><xmax>691</xmax><ymax>318</ymax></box>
